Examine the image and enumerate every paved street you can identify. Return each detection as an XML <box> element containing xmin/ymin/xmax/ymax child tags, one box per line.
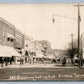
<box><xmin>0</xmin><ymin>63</ymin><xmax>84</xmax><ymax>81</ymax></box>
<box><xmin>0</xmin><ymin>62</ymin><xmax>76</xmax><ymax>68</ymax></box>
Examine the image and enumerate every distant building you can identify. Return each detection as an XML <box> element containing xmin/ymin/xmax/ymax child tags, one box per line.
<box><xmin>24</xmin><ymin>35</ymin><xmax>33</xmax><ymax>52</ymax></box>
<box><xmin>53</xmin><ymin>49</ymin><xmax>67</xmax><ymax>62</ymax></box>
<box><xmin>39</xmin><ymin>40</ymin><xmax>51</xmax><ymax>56</ymax></box>
<box><xmin>24</xmin><ymin>35</ymin><xmax>34</xmax><ymax>63</ymax></box>
<box><xmin>33</xmin><ymin>40</ymin><xmax>43</xmax><ymax>59</ymax></box>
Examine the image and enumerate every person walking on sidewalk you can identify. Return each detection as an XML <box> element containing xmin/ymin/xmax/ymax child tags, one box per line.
<box><xmin>1</xmin><ymin>57</ymin><xmax>4</xmax><ymax>68</ymax></box>
<box><xmin>4</xmin><ymin>57</ymin><xmax>8</xmax><ymax>66</ymax></box>
<box><xmin>62</xmin><ymin>57</ymin><xmax>66</xmax><ymax>66</ymax></box>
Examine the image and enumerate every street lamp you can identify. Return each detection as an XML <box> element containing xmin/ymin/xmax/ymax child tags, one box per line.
<box><xmin>52</xmin><ymin>14</ymin><xmax>55</xmax><ymax>23</ymax></box>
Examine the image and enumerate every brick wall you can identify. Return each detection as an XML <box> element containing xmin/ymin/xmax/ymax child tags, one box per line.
<box><xmin>0</xmin><ymin>18</ymin><xmax>24</xmax><ymax>49</ymax></box>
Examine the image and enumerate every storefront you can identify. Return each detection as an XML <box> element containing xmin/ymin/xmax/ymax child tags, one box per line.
<box><xmin>0</xmin><ymin>45</ymin><xmax>21</xmax><ymax>64</ymax></box>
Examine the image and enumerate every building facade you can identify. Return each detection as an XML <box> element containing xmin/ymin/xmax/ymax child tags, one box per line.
<box><xmin>0</xmin><ymin>17</ymin><xmax>24</xmax><ymax>49</ymax></box>
<box><xmin>0</xmin><ymin>17</ymin><xmax>24</xmax><ymax>64</ymax></box>
<box><xmin>24</xmin><ymin>35</ymin><xmax>34</xmax><ymax>63</ymax></box>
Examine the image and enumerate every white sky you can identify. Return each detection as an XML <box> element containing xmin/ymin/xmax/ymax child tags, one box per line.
<box><xmin>0</xmin><ymin>4</ymin><xmax>84</xmax><ymax>49</ymax></box>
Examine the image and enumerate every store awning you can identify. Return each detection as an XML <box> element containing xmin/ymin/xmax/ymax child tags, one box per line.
<box><xmin>0</xmin><ymin>45</ymin><xmax>21</xmax><ymax>57</ymax></box>
<box><xmin>3</xmin><ymin>46</ymin><xmax>21</xmax><ymax>57</ymax></box>
<box><xmin>0</xmin><ymin>45</ymin><xmax>11</xmax><ymax>57</ymax></box>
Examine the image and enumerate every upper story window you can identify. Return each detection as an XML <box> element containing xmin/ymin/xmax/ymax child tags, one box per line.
<box><xmin>7</xmin><ymin>37</ymin><xmax>14</xmax><ymax>42</ymax></box>
<box><xmin>7</xmin><ymin>33</ymin><xmax>15</xmax><ymax>42</ymax></box>
<box><xmin>7</xmin><ymin>38</ymin><xmax>10</xmax><ymax>41</ymax></box>
<box><xmin>11</xmin><ymin>39</ymin><xmax>13</xmax><ymax>42</ymax></box>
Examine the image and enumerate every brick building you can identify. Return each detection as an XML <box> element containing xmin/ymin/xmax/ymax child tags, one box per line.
<box><xmin>0</xmin><ymin>17</ymin><xmax>24</xmax><ymax>64</ymax></box>
<box><xmin>0</xmin><ymin>17</ymin><xmax>24</xmax><ymax>49</ymax></box>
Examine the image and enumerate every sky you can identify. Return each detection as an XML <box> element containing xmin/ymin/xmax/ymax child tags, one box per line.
<box><xmin>0</xmin><ymin>4</ymin><xmax>84</xmax><ymax>49</ymax></box>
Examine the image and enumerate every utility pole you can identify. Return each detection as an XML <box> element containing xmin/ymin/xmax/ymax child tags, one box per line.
<box><xmin>71</xmin><ymin>34</ymin><xmax>74</xmax><ymax>64</ymax></box>
<box><xmin>52</xmin><ymin>4</ymin><xmax>84</xmax><ymax>68</ymax></box>
<box><xmin>77</xmin><ymin>4</ymin><xmax>81</xmax><ymax>68</ymax></box>
<box><xmin>81</xmin><ymin>34</ymin><xmax>83</xmax><ymax>66</ymax></box>
<box><xmin>81</xmin><ymin>34</ymin><xmax>84</xmax><ymax>66</ymax></box>
<box><xmin>73</xmin><ymin>4</ymin><xmax>84</xmax><ymax>68</ymax></box>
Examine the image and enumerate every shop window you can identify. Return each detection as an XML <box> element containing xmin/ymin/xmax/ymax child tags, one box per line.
<box><xmin>11</xmin><ymin>39</ymin><xmax>13</xmax><ymax>42</ymax></box>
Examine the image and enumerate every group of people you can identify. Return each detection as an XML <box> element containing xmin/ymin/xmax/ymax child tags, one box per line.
<box><xmin>0</xmin><ymin>57</ymin><xmax>13</xmax><ymax>68</ymax></box>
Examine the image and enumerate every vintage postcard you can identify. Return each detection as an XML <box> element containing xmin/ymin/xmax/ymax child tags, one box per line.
<box><xmin>0</xmin><ymin>4</ymin><xmax>84</xmax><ymax>81</ymax></box>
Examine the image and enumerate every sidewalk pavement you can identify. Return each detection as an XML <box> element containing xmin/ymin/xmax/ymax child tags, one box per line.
<box><xmin>0</xmin><ymin>63</ymin><xmax>78</xmax><ymax>69</ymax></box>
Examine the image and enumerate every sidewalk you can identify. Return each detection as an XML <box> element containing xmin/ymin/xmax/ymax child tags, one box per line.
<box><xmin>0</xmin><ymin>63</ymin><xmax>78</xmax><ymax>69</ymax></box>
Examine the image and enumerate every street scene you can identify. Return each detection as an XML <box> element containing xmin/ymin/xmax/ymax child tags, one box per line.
<box><xmin>0</xmin><ymin>4</ymin><xmax>84</xmax><ymax>81</ymax></box>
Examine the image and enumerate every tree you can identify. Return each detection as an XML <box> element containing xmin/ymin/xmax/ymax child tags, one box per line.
<box><xmin>66</xmin><ymin>47</ymin><xmax>78</xmax><ymax>64</ymax></box>
<box><xmin>66</xmin><ymin>39</ymin><xmax>78</xmax><ymax>64</ymax></box>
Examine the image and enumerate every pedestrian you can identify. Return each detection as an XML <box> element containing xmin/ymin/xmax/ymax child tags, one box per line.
<box><xmin>10</xmin><ymin>60</ymin><xmax>12</xmax><ymax>65</ymax></box>
<box><xmin>22</xmin><ymin>59</ymin><xmax>23</xmax><ymax>65</ymax></box>
<box><xmin>1</xmin><ymin>57</ymin><xmax>4</xmax><ymax>68</ymax></box>
<box><xmin>4</xmin><ymin>57</ymin><xmax>8</xmax><ymax>66</ymax></box>
<box><xmin>62</xmin><ymin>57</ymin><xmax>66</xmax><ymax>66</ymax></box>
<box><xmin>30</xmin><ymin>52</ymin><xmax>33</xmax><ymax>64</ymax></box>
<box><xmin>20</xmin><ymin>58</ymin><xmax>22</xmax><ymax>65</ymax></box>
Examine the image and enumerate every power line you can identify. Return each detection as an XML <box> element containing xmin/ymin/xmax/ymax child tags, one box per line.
<box><xmin>52</xmin><ymin>4</ymin><xmax>84</xmax><ymax>68</ymax></box>
<box><xmin>53</xmin><ymin>14</ymin><xmax>77</xmax><ymax>20</ymax></box>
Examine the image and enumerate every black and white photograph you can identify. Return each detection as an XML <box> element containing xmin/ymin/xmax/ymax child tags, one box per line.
<box><xmin>0</xmin><ymin>4</ymin><xmax>84</xmax><ymax>81</ymax></box>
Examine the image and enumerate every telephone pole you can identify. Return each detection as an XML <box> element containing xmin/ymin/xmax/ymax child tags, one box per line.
<box><xmin>81</xmin><ymin>34</ymin><xmax>83</xmax><ymax>66</ymax></box>
<box><xmin>74</xmin><ymin>4</ymin><xmax>84</xmax><ymax>68</ymax></box>
<box><xmin>71</xmin><ymin>34</ymin><xmax>74</xmax><ymax>64</ymax></box>
<box><xmin>52</xmin><ymin>4</ymin><xmax>84</xmax><ymax>68</ymax></box>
